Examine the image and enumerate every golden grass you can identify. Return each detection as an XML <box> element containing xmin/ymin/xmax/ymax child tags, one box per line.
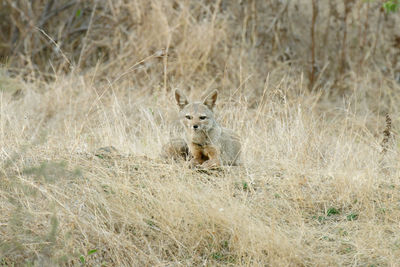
<box><xmin>1</xmin><ymin>0</ymin><xmax>400</xmax><ymax>266</ymax></box>
<box><xmin>1</xmin><ymin>69</ymin><xmax>400</xmax><ymax>266</ymax></box>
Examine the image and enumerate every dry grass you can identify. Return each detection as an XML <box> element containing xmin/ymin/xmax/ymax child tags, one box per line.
<box><xmin>1</xmin><ymin>0</ymin><xmax>400</xmax><ymax>266</ymax></box>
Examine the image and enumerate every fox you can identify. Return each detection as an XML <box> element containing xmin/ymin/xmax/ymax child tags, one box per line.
<box><xmin>162</xmin><ymin>89</ymin><xmax>241</xmax><ymax>168</ymax></box>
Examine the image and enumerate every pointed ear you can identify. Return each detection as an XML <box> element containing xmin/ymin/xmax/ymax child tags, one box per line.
<box><xmin>203</xmin><ymin>89</ymin><xmax>218</xmax><ymax>110</ymax></box>
<box><xmin>175</xmin><ymin>89</ymin><xmax>189</xmax><ymax>110</ymax></box>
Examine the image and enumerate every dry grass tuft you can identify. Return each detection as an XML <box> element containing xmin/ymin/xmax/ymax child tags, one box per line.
<box><xmin>381</xmin><ymin>113</ymin><xmax>392</xmax><ymax>155</ymax></box>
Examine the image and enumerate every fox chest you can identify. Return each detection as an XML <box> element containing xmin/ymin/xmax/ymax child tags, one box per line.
<box><xmin>189</xmin><ymin>143</ymin><xmax>219</xmax><ymax>162</ymax></box>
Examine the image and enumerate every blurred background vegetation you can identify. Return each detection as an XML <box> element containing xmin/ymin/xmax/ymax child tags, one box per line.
<box><xmin>0</xmin><ymin>0</ymin><xmax>399</xmax><ymax>96</ymax></box>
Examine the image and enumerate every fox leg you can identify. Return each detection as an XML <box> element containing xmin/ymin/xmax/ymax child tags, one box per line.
<box><xmin>161</xmin><ymin>138</ymin><xmax>189</xmax><ymax>161</ymax></box>
<box><xmin>189</xmin><ymin>151</ymin><xmax>205</xmax><ymax>168</ymax></box>
<box><xmin>201</xmin><ymin>146</ymin><xmax>221</xmax><ymax>169</ymax></box>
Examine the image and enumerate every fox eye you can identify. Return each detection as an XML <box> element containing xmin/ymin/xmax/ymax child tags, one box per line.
<box><xmin>199</xmin><ymin>116</ymin><xmax>207</xmax><ymax>120</ymax></box>
<box><xmin>185</xmin><ymin>115</ymin><xmax>192</xmax><ymax>120</ymax></box>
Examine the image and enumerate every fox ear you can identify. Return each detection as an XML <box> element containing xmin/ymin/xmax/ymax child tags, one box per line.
<box><xmin>175</xmin><ymin>89</ymin><xmax>189</xmax><ymax>110</ymax></box>
<box><xmin>203</xmin><ymin>89</ymin><xmax>218</xmax><ymax>110</ymax></box>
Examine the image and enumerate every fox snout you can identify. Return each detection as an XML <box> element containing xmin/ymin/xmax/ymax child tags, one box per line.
<box><xmin>187</xmin><ymin>121</ymin><xmax>206</xmax><ymax>132</ymax></box>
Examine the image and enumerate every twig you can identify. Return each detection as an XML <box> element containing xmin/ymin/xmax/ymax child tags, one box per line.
<box><xmin>309</xmin><ymin>0</ymin><xmax>318</xmax><ymax>91</ymax></box>
<box><xmin>38</xmin><ymin>0</ymin><xmax>55</xmax><ymax>28</ymax></box>
<box><xmin>38</xmin><ymin>1</ymin><xmax>76</xmax><ymax>28</ymax></box>
<box><xmin>372</xmin><ymin>5</ymin><xmax>383</xmax><ymax>58</ymax></box>
<box><xmin>339</xmin><ymin>0</ymin><xmax>352</xmax><ymax>75</ymax></box>
<box><xmin>265</xmin><ymin>1</ymin><xmax>290</xmax><ymax>34</ymax></box>
<box><xmin>359</xmin><ymin>1</ymin><xmax>370</xmax><ymax>68</ymax></box>
<box><xmin>322</xmin><ymin>2</ymin><xmax>331</xmax><ymax>61</ymax></box>
<box><xmin>77</xmin><ymin>0</ymin><xmax>98</xmax><ymax>69</ymax></box>
<box><xmin>36</xmin><ymin>27</ymin><xmax>72</xmax><ymax>67</ymax></box>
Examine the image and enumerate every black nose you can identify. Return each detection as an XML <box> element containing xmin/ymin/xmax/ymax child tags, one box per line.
<box><xmin>193</xmin><ymin>125</ymin><xmax>198</xmax><ymax>129</ymax></box>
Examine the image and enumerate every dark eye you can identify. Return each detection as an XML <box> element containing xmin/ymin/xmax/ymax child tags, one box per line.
<box><xmin>185</xmin><ymin>115</ymin><xmax>192</xmax><ymax>120</ymax></box>
<box><xmin>199</xmin><ymin>116</ymin><xmax>207</xmax><ymax>120</ymax></box>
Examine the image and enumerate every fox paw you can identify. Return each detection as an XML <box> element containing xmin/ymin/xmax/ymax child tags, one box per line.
<box><xmin>189</xmin><ymin>158</ymin><xmax>202</xmax><ymax>169</ymax></box>
<box><xmin>200</xmin><ymin>160</ymin><xmax>221</xmax><ymax>170</ymax></box>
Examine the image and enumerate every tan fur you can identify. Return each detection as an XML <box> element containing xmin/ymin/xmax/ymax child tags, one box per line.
<box><xmin>162</xmin><ymin>89</ymin><xmax>241</xmax><ymax>168</ymax></box>
<box><xmin>161</xmin><ymin>137</ymin><xmax>190</xmax><ymax>160</ymax></box>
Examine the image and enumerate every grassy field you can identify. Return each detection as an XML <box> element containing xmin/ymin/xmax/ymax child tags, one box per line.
<box><xmin>1</xmin><ymin>0</ymin><xmax>400</xmax><ymax>266</ymax></box>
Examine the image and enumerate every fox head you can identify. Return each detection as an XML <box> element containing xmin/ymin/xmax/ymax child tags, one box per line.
<box><xmin>174</xmin><ymin>89</ymin><xmax>218</xmax><ymax>139</ymax></box>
